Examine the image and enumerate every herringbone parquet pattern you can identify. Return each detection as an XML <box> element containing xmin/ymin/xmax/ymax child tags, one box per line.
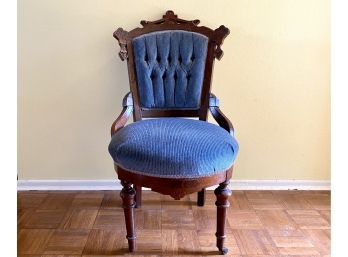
<box><xmin>18</xmin><ymin>190</ymin><xmax>330</xmax><ymax>256</ymax></box>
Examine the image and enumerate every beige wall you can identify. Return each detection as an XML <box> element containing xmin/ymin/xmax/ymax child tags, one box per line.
<box><xmin>18</xmin><ymin>0</ymin><xmax>330</xmax><ymax>180</ymax></box>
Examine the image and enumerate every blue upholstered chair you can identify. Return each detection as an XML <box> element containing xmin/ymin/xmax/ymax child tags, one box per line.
<box><xmin>109</xmin><ymin>11</ymin><xmax>239</xmax><ymax>255</ymax></box>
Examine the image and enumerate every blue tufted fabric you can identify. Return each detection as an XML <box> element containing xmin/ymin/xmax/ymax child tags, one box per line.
<box><xmin>132</xmin><ymin>31</ymin><xmax>208</xmax><ymax>108</ymax></box>
<box><xmin>108</xmin><ymin>118</ymin><xmax>239</xmax><ymax>178</ymax></box>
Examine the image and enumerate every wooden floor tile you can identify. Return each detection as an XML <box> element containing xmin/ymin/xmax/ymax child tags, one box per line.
<box><xmin>161</xmin><ymin>229</ymin><xmax>178</xmax><ymax>255</ymax></box>
<box><xmin>304</xmin><ymin>229</ymin><xmax>331</xmax><ymax>255</ymax></box>
<box><xmin>232</xmin><ymin>229</ymin><xmax>279</xmax><ymax>255</ymax></box>
<box><xmin>18</xmin><ymin>229</ymin><xmax>54</xmax><ymax>254</ymax></box>
<box><xmin>44</xmin><ymin>229</ymin><xmax>90</xmax><ymax>254</ymax></box>
<box><xmin>192</xmin><ymin>209</ymin><xmax>216</xmax><ymax>232</ymax></box>
<box><xmin>228</xmin><ymin>210</ymin><xmax>263</xmax><ymax>229</ymax></box>
<box><xmin>287</xmin><ymin>210</ymin><xmax>330</xmax><ymax>229</ymax></box>
<box><xmin>100</xmin><ymin>191</ymin><xmax>122</xmax><ymax>209</ymax></box>
<box><xmin>140</xmin><ymin>191</ymin><xmax>162</xmax><ymax>210</ymax></box>
<box><xmin>18</xmin><ymin>254</ymin><xmax>80</xmax><ymax>257</ymax></box>
<box><xmin>136</xmin><ymin>209</ymin><xmax>162</xmax><ymax>230</ymax></box>
<box><xmin>161</xmin><ymin>210</ymin><xmax>196</xmax><ymax>230</ymax></box>
<box><xmin>92</xmin><ymin>209</ymin><xmax>125</xmax><ymax>230</ymax></box>
<box><xmin>303</xmin><ymin>193</ymin><xmax>331</xmax><ymax>211</ymax></box>
<box><xmin>22</xmin><ymin>210</ymin><xmax>67</xmax><ymax>229</ymax></box>
<box><xmin>250</xmin><ymin>198</ymin><xmax>284</xmax><ymax>210</ymax></box>
<box><xmin>18</xmin><ymin>208</ymin><xmax>35</xmax><ymax>229</ymax></box>
<box><xmin>245</xmin><ymin>191</ymin><xmax>275</xmax><ymax>200</ymax></box>
<box><xmin>18</xmin><ymin>192</ymin><xmax>48</xmax><ymax>209</ymax></box>
<box><xmin>59</xmin><ymin>209</ymin><xmax>98</xmax><ymax>229</ymax></box>
<box><xmin>277</xmin><ymin>246</ymin><xmax>321</xmax><ymax>255</ymax></box>
<box><xmin>230</xmin><ymin>191</ymin><xmax>253</xmax><ymax>210</ymax></box>
<box><xmin>136</xmin><ymin>230</ymin><xmax>163</xmax><ymax>253</ymax></box>
<box><xmin>266</xmin><ymin>228</ymin><xmax>305</xmax><ymax>237</ymax></box>
<box><xmin>18</xmin><ymin>190</ymin><xmax>331</xmax><ymax>256</ymax></box>
<box><xmin>319</xmin><ymin>210</ymin><xmax>331</xmax><ymax>223</ymax></box>
<box><xmin>176</xmin><ymin>229</ymin><xmax>201</xmax><ymax>254</ymax></box>
<box><xmin>271</xmin><ymin>235</ymin><xmax>314</xmax><ymax>247</ymax></box>
<box><xmin>257</xmin><ymin>210</ymin><xmax>297</xmax><ymax>230</ymax></box>
<box><xmin>276</xmin><ymin>192</ymin><xmax>313</xmax><ymax>210</ymax></box>
<box><xmin>38</xmin><ymin>192</ymin><xmax>76</xmax><ymax>210</ymax></box>
<box><xmin>83</xmin><ymin>229</ymin><xmax>126</xmax><ymax>255</ymax></box>
<box><xmin>245</xmin><ymin>191</ymin><xmax>284</xmax><ymax>210</ymax></box>
<box><xmin>70</xmin><ymin>193</ymin><xmax>104</xmax><ymax>209</ymax></box>
<box><xmin>197</xmin><ymin>230</ymin><xmax>241</xmax><ymax>255</ymax></box>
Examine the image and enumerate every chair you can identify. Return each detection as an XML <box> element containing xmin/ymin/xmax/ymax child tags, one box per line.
<box><xmin>108</xmin><ymin>10</ymin><xmax>239</xmax><ymax>255</ymax></box>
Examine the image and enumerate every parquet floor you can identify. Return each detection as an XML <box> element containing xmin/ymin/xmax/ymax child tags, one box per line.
<box><xmin>18</xmin><ymin>190</ymin><xmax>330</xmax><ymax>257</ymax></box>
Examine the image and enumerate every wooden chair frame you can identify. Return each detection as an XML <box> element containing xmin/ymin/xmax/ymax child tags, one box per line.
<box><xmin>111</xmin><ymin>10</ymin><xmax>235</xmax><ymax>255</ymax></box>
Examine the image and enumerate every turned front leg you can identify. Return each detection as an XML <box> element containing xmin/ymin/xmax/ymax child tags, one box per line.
<box><xmin>120</xmin><ymin>180</ymin><xmax>136</xmax><ymax>252</ymax></box>
<box><xmin>214</xmin><ymin>180</ymin><xmax>232</xmax><ymax>255</ymax></box>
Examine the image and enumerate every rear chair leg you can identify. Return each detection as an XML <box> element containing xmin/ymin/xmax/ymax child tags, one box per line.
<box><xmin>134</xmin><ymin>185</ymin><xmax>142</xmax><ymax>208</ymax></box>
<box><xmin>197</xmin><ymin>188</ymin><xmax>206</xmax><ymax>206</ymax></box>
<box><xmin>120</xmin><ymin>180</ymin><xmax>136</xmax><ymax>252</ymax></box>
<box><xmin>214</xmin><ymin>180</ymin><xmax>232</xmax><ymax>255</ymax></box>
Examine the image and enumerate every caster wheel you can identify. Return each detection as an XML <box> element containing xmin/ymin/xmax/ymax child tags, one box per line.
<box><xmin>219</xmin><ymin>247</ymin><xmax>228</xmax><ymax>255</ymax></box>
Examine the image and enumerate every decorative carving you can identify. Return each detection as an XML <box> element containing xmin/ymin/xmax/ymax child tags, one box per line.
<box><xmin>140</xmin><ymin>10</ymin><xmax>200</xmax><ymax>27</ymax></box>
<box><xmin>212</xmin><ymin>25</ymin><xmax>230</xmax><ymax>60</ymax></box>
<box><xmin>113</xmin><ymin>11</ymin><xmax>230</xmax><ymax>62</ymax></box>
<box><xmin>113</xmin><ymin>28</ymin><xmax>129</xmax><ymax>61</ymax></box>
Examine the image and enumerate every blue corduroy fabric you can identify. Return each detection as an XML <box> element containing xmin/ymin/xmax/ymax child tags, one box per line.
<box><xmin>108</xmin><ymin>118</ymin><xmax>239</xmax><ymax>178</ymax></box>
<box><xmin>132</xmin><ymin>31</ymin><xmax>208</xmax><ymax>108</ymax></box>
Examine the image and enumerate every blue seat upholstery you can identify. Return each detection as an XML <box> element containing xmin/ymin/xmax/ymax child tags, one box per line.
<box><xmin>108</xmin><ymin>118</ymin><xmax>239</xmax><ymax>178</ymax></box>
<box><xmin>132</xmin><ymin>31</ymin><xmax>208</xmax><ymax>108</ymax></box>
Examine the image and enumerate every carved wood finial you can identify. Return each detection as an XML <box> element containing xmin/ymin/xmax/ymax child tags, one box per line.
<box><xmin>163</xmin><ymin>10</ymin><xmax>176</xmax><ymax>19</ymax></box>
<box><xmin>113</xmin><ymin>27</ymin><xmax>129</xmax><ymax>61</ymax></box>
<box><xmin>212</xmin><ymin>25</ymin><xmax>230</xmax><ymax>60</ymax></box>
<box><xmin>140</xmin><ymin>10</ymin><xmax>200</xmax><ymax>27</ymax></box>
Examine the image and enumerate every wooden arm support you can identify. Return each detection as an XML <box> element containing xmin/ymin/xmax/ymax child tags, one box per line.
<box><xmin>110</xmin><ymin>92</ymin><xmax>133</xmax><ymax>136</ymax></box>
<box><xmin>209</xmin><ymin>93</ymin><xmax>234</xmax><ymax>135</ymax></box>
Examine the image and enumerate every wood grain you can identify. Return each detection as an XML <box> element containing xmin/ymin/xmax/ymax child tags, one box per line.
<box><xmin>18</xmin><ymin>190</ymin><xmax>330</xmax><ymax>256</ymax></box>
<box><xmin>43</xmin><ymin>230</ymin><xmax>90</xmax><ymax>254</ymax></box>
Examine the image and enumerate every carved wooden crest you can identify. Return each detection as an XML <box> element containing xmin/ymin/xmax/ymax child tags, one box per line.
<box><xmin>113</xmin><ymin>10</ymin><xmax>229</xmax><ymax>61</ymax></box>
<box><xmin>140</xmin><ymin>10</ymin><xmax>200</xmax><ymax>26</ymax></box>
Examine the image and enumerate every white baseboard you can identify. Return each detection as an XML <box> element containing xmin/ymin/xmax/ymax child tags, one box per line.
<box><xmin>17</xmin><ymin>179</ymin><xmax>330</xmax><ymax>191</ymax></box>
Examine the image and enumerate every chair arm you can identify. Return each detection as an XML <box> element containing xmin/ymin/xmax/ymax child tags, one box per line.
<box><xmin>110</xmin><ymin>92</ymin><xmax>133</xmax><ymax>136</ymax></box>
<box><xmin>209</xmin><ymin>93</ymin><xmax>234</xmax><ymax>135</ymax></box>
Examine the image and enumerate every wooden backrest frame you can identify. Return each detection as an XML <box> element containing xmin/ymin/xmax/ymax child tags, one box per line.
<box><xmin>113</xmin><ymin>10</ymin><xmax>229</xmax><ymax>121</ymax></box>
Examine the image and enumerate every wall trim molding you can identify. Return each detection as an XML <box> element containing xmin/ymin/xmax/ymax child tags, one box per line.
<box><xmin>17</xmin><ymin>179</ymin><xmax>331</xmax><ymax>191</ymax></box>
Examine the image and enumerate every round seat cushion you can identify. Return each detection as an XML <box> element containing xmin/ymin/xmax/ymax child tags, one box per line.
<box><xmin>108</xmin><ymin>118</ymin><xmax>239</xmax><ymax>178</ymax></box>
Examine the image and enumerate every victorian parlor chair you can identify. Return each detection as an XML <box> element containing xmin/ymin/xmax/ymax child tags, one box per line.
<box><xmin>108</xmin><ymin>11</ymin><xmax>239</xmax><ymax>255</ymax></box>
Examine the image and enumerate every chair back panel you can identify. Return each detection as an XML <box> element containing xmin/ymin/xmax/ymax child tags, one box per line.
<box><xmin>114</xmin><ymin>11</ymin><xmax>229</xmax><ymax>120</ymax></box>
<box><xmin>132</xmin><ymin>31</ymin><xmax>208</xmax><ymax>109</ymax></box>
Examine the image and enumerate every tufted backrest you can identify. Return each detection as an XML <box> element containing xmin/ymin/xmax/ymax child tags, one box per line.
<box><xmin>132</xmin><ymin>31</ymin><xmax>208</xmax><ymax>109</ymax></box>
